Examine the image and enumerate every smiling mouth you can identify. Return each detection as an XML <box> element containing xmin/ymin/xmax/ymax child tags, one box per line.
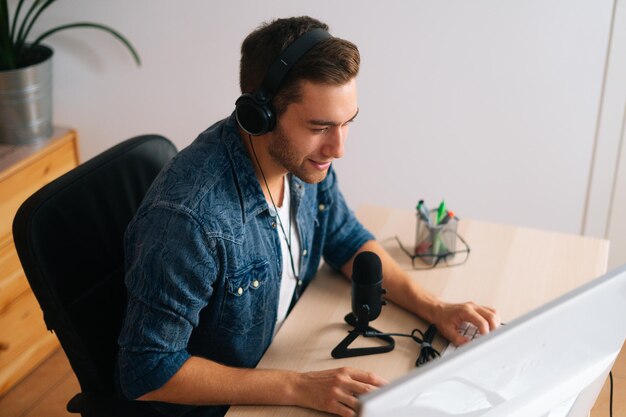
<box><xmin>309</xmin><ymin>160</ymin><xmax>332</xmax><ymax>170</ymax></box>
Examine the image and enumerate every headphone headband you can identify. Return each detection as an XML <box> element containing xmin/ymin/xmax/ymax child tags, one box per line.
<box><xmin>235</xmin><ymin>28</ymin><xmax>332</xmax><ymax>135</ymax></box>
<box><xmin>260</xmin><ymin>28</ymin><xmax>332</xmax><ymax>100</ymax></box>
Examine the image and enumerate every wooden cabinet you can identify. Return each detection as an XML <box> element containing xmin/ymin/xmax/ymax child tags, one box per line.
<box><xmin>0</xmin><ymin>129</ymin><xmax>79</xmax><ymax>395</ymax></box>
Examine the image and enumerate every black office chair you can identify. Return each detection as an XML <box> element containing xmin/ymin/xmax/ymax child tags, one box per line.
<box><xmin>12</xmin><ymin>135</ymin><xmax>178</xmax><ymax>417</ymax></box>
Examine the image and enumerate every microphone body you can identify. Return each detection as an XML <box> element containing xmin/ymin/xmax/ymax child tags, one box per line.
<box><xmin>331</xmin><ymin>251</ymin><xmax>394</xmax><ymax>358</ymax></box>
<box><xmin>351</xmin><ymin>251</ymin><xmax>386</xmax><ymax>327</ymax></box>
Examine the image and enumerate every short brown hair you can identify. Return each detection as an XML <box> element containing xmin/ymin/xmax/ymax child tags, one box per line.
<box><xmin>239</xmin><ymin>16</ymin><xmax>360</xmax><ymax>116</ymax></box>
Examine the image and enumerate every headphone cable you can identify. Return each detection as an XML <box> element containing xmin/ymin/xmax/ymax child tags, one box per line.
<box><xmin>247</xmin><ymin>134</ymin><xmax>299</xmax><ymax>280</ymax></box>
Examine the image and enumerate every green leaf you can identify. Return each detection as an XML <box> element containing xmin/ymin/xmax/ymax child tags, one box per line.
<box><xmin>0</xmin><ymin>0</ymin><xmax>16</xmax><ymax>69</ymax></box>
<box><xmin>15</xmin><ymin>0</ymin><xmax>53</xmax><ymax>55</ymax></box>
<box><xmin>10</xmin><ymin>0</ymin><xmax>27</xmax><ymax>43</ymax></box>
<box><xmin>0</xmin><ymin>0</ymin><xmax>9</xmax><ymax>35</ymax></box>
<box><xmin>31</xmin><ymin>22</ymin><xmax>141</xmax><ymax>66</ymax></box>
<box><xmin>14</xmin><ymin>0</ymin><xmax>42</xmax><ymax>56</ymax></box>
<box><xmin>1</xmin><ymin>1</ymin><xmax>141</xmax><ymax>71</ymax></box>
<box><xmin>17</xmin><ymin>0</ymin><xmax>54</xmax><ymax>47</ymax></box>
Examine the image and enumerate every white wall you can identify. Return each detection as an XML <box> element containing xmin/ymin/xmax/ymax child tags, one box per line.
<box><xmin>581</xmin><ymin>0</ymin><xmax>626</xmax><ymax>270</ymax></box>
<box><xmin>609</xmin><ymin>125</ymin><xmax>626</xmax><ymax>269</ymax></box>
<box><xmin>22</xmin><ymin>0</ymin><xmax>621</xmax><ymax>240</ymax></box>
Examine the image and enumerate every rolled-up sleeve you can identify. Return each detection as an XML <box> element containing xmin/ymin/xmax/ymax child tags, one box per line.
<box><xmin>321</xmin><ymin>168</ymin><xmax>375</xmax><ymax>270</ymax></box>
<box><xmin>117</xmin><ymin>206</ymin><xmax>216</xmax><ymax>400</ymax></box>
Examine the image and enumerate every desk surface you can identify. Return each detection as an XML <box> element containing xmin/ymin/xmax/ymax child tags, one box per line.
<box><xmin>226</xmin><ymin>205</ymin><xmax>609</xmax><ymax>417</ymax></box>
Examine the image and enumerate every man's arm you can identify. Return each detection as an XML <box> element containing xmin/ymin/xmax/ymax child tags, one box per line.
<box><xmin>138</xmin><ymin>356</ymin><xmax>387</xmax><ymax>417</ymax></box>
<box><xmin>340</xmin><ymin>240</ymin><xmax>500</xmax><ymax>346</ymax></box>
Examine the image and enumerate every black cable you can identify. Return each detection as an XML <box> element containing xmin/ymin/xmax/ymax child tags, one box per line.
<box><xmin>415</xmin><ymin>325</ymin><xmax>440</xmax><ymax>366</ymax></box>
<box><xmin>247</xmin><ymin>133</ymin><xmax>299</xmax><ymax>280</ymax></box>
<box><xmin>609</xmin><ymin>371</ymin><xmax>613</xmax><ymax>417</ymax></box>
<box><xmin>364</xmin><ymin>324</ymin><xmax>440</xmax><ymax>367</ymax></box>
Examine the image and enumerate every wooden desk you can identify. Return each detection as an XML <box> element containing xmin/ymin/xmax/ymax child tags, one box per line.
<box><xmin>0</xmin><ymin>129</ymin><xmax>79</xmax><ymax>395</ymax></box>
<box><xmin>227</xmin><ymin>205</ymin><xmax>609</xmax><ymax>417</ymax></box>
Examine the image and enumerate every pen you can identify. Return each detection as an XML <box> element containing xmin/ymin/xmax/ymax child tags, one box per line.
<box><xmin>432</xmin><ymin>230</ymin><xmax>446</xmax><ymax>256</ymax></box>
<box><xmin>433</xmin><ymin>200</ymin><xmax>448</xmax><ymax>256</ymax></box>
<box><xmin>416</xmin><ymin>200</ymin><xmax>431</xmax><ymax>224</ymax></box>
<box><xmin>436</xmin><ymin>200</ymin><xmax>447</xmax><ymax>225</ymax></box>
<box><xmin>438</xmin><ymin>210</ymin><xmax>455</xmax><ymax>226</ymax></box>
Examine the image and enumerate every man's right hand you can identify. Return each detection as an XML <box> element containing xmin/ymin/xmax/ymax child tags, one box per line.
<box><xmin>137</xmin><ymin>357</ymin><xmax>387</xmax><ymax>417</ymax></box>
<box><xmin>291</xmin><ymin>367</ymin><xmax>388</xmax><ymax>417</ymax></box>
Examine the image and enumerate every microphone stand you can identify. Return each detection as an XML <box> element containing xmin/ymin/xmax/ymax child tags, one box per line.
<box><xmin>331</xmin><ymin>310</ymin><xmax>395</xmax><ymax>359</ymax></box>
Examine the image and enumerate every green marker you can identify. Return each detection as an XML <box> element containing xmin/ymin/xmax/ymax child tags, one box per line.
<box><xmin>433</xmin><ymin>199</ymin><xmax>447</xmax><ymax>256</ymax></box>
<box><xmin>436</xmin><ymin>199</ymin><xmax>447</xmax><ymax>225</ymax></box>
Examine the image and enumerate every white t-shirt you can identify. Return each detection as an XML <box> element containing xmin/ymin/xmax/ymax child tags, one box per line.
<box><xmin>272</xmin><ymin>176</ymin><xmax>301</xmax><ymax>334</ymax></box>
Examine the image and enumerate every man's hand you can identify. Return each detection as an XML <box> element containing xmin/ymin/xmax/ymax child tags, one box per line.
<box><xmin>292</xmin><ymin>367</ymin><xmax>388</xmax><ymax>417</ymax></box>
<box><xmin>432</xmin><ymin>301</ymin><xmax>501</xmax><ymax>346</ymax></box>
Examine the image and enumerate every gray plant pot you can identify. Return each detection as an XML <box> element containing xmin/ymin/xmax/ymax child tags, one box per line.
<box><xmin>0</xmin><ymin>45</ymin><xmax>53</xmax><ymax>145</ymax></box>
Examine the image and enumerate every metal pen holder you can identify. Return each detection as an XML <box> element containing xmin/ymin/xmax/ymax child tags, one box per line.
<box><xmin>414</xmin><ymin>210</ymin><xmax>458</xmax><ymax>266</ymax></box>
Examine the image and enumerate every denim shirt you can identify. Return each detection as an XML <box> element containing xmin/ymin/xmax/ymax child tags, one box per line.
<box><xmin>116</xmin><ymin>113</ymin><xmax>374</xmax><ymax>416</ymax></box>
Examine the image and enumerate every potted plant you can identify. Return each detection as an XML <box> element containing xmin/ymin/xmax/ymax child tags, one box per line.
<box><xmin>0</xmin><ymin>0</ymin><xmax>140</xmax><ymax>145</ymax></box>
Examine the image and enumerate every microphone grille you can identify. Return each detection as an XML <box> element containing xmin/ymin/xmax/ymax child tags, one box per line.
<box><xmin>352</xmin><ymin>251</ymin><xmax>382</xmax><ymax>284</ymax></box>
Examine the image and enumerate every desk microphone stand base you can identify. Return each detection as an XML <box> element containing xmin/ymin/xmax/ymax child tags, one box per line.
<box><xmin>331</xmin><ymin>313</ymin><xmax>395</xmax><ymax>359</ymax></box>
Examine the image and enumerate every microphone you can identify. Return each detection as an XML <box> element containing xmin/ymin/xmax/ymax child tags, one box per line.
<box><xmin>331</xmin><ymin>251</ymin><xmax>395</xmax><ymax>358</ymax></box>
<box><xmin>351</xmin><ymin>251</ymin><xmax>386</xmax><ymax>327</ymax></box>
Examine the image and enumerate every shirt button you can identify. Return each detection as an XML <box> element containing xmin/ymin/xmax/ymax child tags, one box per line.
<box><xmin>252</xmin><ymin>279</ymin><xmax>259</xmax><ymax>288</ymax></box>
<box><xmin>237</xmin><ymin>287</ymin><xmax>243</xmax><ymax>296</ymax></box>
<box><xmin>297</xmin><ymin>279</ymin><xmax>303</xmax><ymax>287</ymax></box>
<box><xmin>271</xmin><ymin>221</ymin><xmax>276</xmax><ymax>228</ymax></box>
<box><xmin>318</xmin><ymin>204</ymin><xmax>326</xmax><ymax>211</ymax></box>
<box><xmin>302</xmin><ymin>249</ymin><xmax>308</xmax><ymax>257</ymax></box>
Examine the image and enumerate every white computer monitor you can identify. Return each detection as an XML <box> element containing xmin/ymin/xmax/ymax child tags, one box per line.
<box><xmin>358</xmin><ymin>265</ymin><xmax>626</xmax><ymax>417</ymax></box>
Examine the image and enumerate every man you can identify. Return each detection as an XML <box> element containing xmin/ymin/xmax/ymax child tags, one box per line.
<box><xmin>117</xmin><ymin>16</ymin><xmax>500</xmax><ymax>417</ymax></box>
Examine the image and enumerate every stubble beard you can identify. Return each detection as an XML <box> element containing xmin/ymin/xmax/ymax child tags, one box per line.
<box><xmin>268</xmin><ymin>124</ymin><xmax>329</xmax><ymax>184</ymax></box>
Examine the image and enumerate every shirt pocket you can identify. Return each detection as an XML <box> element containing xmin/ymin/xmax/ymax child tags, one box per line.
<box><xmin>219</xmin><ymin>260</ymin><xmax>271</xmax><ymax>335</ymax></box>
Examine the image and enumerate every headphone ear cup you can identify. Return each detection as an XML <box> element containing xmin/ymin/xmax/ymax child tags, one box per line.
<box><xmin>235</xmin><ymin>93</ymin><xmax>275</xmax><ymax>136</ymax></box>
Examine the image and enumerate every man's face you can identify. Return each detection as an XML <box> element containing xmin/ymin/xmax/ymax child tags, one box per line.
<box><xmin>268</xmin><ymin>79</ymin><xmax>358</xmax><ymax>184</ymax></box>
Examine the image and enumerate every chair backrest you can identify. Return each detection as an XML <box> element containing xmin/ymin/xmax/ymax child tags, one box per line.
<box><xmin>13</xmin><ymin>135</ymin><xmax>177</xmax><ymax>396</ymax></box>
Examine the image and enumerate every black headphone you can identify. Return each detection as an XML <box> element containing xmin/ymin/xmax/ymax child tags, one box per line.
<box><xmin>235</xmin><ymin>28</ymin><xmax>332</xmax><ymax>136</ymax></box>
